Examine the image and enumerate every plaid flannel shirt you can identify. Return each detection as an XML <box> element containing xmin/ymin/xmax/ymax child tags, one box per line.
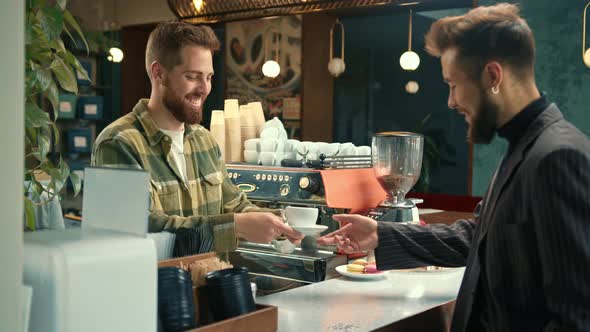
<box><xmin>91</xmin><ymin>99</ymin><xmax>260</xmax><ymax>252</ymax></box>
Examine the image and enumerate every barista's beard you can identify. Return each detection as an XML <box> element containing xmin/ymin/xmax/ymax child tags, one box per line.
<box><xmin>469</xmin><ymin>89</ymin><xmax>499</xmax><ymax>144</ymax></box>
<box><xmin>162</xmin><ymin>79</ymin><xmax>203</xmax><ymax>125</ymax></box>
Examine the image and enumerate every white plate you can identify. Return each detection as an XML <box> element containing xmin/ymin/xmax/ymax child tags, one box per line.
<box><xmin>291</xmin><ymin>225</ymin><xmax>328</xmax><ymax>236</ymax></box>
<box><xmin>335</xmin><ymin>265</ymin><xmax>388</xmax><ymax>280</ymax></box>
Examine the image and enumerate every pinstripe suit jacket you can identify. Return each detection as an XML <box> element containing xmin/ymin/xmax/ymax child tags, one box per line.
<box><xmin>374</xmin><ymin>105</ymin><xmax>590</xmax><ymax>331</ymax></box>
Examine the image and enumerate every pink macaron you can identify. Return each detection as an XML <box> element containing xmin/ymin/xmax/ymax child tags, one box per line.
<box><xmin>363</xmin><ymin>264</ymin><xmax>381</xmax><ymax>274</ymax></box>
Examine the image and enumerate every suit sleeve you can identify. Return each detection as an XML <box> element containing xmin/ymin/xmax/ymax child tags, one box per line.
<box><xmin>92</xmin><ymin>139</ymin><xmax>238</xmax><ymax>252</ymax></box>
<box><xmin>375</xmin><ymin>201</ymin><xmax>481</xmax><ymax>270</ymax></box>
<box><xmin>532</xmin><ymin>149</ymin><xmax>590</xmax><ymax>331</ymax></box>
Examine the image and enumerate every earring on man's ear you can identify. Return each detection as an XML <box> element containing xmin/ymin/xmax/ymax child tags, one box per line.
<box><xmin>491</xmin><ymin>86</ymin><xmax>500</xmax><ymax>95</ymax></box>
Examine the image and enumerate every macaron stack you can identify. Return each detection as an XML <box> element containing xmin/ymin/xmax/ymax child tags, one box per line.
<box><xmin>346</xmin><ymin>259</ymin><xmax>381</xmax><ymax>274</ymax></box>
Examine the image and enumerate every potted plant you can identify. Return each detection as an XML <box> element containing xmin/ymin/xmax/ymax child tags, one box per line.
<box><xmin>24</xmin><ymin>0</ymin><xmax>89</xmax><ymax>230</ymax></box>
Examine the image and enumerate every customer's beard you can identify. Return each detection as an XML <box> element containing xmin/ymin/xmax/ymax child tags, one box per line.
<box><xmin>162</xmin><ymin>83</ymin><xmax>202</xmax><ymax>125</ymax></box>
<box><xmin>469</xmin><ymin>90</ymin><xmax>499</xmax><ymax>144</ymax></box>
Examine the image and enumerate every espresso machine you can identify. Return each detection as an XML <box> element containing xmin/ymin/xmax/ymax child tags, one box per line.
<box><xmin>363</xmin><ymin>132</ymin><xmax>424</xmax><ymax>223</ymax></box>
<box><xmin>224</xmin><ymin>164</ymin><xmax>347</xmax><ymax>291</ymax></box>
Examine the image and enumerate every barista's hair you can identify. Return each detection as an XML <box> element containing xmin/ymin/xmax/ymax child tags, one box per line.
<box><xmin>424</xmin><ymin>3</ymin><xmax>535</xmax><ymax>81</ymax></box>
<box><xmin>145</xmin><ymin>21</ymin><xmax>220</xmax><ymax>80</ymax></box>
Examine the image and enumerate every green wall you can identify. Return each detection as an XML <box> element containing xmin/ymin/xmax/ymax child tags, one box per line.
<box><xmin>333</xmin><ymin>13</ymin><xmax>471</xmax><ymax>195</ymax></box>
<box><xmin>472</xmin><ymin>1</ymin><xmax>590</xmax><ymax>196</ymax></box>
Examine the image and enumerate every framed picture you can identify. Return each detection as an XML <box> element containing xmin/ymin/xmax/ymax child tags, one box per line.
<box><xmin>225</xmin><ymin>15</ymin><xmax>302</xmax><ymax>138</ymax></box>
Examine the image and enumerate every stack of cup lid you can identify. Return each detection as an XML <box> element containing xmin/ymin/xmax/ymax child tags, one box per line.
<box><xmin>209</xmin><ymin>110</ymin><xmax>226</xmax><ymax>159</ymax></box>
<box><xmin>205</xmin><ymin>266</ymin><xmax>256</xmax><ymax>322</ymax></box>
<box><xmin>157</xmin><ymin>267</ymin><xmax>196</xmax><ymax>331</ymax></box>
<box><xmin>224</xmin><ymin>99</ymin><xmax>242</xmax><ymax>162</ymax></box>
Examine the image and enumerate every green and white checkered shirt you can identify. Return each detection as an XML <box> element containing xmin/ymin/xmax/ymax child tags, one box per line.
<box><xmin>92</xmin><ymin>99</ymin><xmax>259</xmax><ymax>252</ymax></box>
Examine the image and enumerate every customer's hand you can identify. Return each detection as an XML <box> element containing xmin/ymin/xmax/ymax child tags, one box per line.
<box><xmin>317</xmin><ymin>214</ymin><xmax>379</xmax><ymax>253</ymax></box>
<box><xmin>235</xmin><ymin>212</ymin><xmax>303</xmax><ymax>244</ymax></box>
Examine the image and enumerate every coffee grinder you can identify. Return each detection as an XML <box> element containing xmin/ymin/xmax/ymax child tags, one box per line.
<box><xmin>365</xmin><ymin>132</ymin><xmax>424</xmax><ymax>223</ymax></box>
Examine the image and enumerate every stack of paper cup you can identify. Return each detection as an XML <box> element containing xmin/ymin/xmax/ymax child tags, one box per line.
<box><xmin>240</xmin><ymin>104</ymin><xmax>257</xmax><ymax>143</ymax></box>
<box><xmin>224</xmin><ymin>99</ymin><xmax>242</xmax><ymax>162</ymax></box>
<box><xmin>210</xmin><ymin>110</ymin><xmax>226</xmax><ymax>158</ymax></box>
<box><xmin>224</xmin><ymin>99</ymin><xmax>240</xmax><ymax>117</ymax></box>
<box><xmin>248</xmin><ymin>102</ymin><xmax>267</xmax><ymax>137</ymax></box>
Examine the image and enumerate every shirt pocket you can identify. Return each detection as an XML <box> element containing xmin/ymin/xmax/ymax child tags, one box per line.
<box><xmin>201</xmin><ymin>171</ymin><xmax>223</xmax><ymax>214</ymax></box>
<box><xmin>150</xmin><ymin>179</ymin><xmax>180</xmax><ymax>213</ymax></box>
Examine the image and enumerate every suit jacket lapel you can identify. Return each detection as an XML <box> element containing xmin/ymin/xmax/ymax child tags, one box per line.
<box><xmin>477</xmin><ymin>104</ymin><xmax>563</xmax><ymax>242</ymax></box>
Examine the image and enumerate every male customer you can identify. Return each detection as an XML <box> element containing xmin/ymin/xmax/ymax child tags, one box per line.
<box><xmin>92</xmin><ymin>21</ymin><xmax>301</xmax><ymax>253</ymax></box>
<box><xmin>319</xmin><ymin>4</ymin><xmax>590</xmax><ymax>331</ymax></box>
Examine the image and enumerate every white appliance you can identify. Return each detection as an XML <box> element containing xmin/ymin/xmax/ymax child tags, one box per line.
<box><xmin>23</xmin><ymin>168</ymin><xmax>157</xmax><ymax>332</ymax></box>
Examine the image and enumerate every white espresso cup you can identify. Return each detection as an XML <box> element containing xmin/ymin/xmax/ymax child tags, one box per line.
<box><xmin>260</xmin><ymin>138</ymin><xmax>280</xmax><ymax>152</ymax></box>
<box><xmin>285</xmin><ymin>206</ymin><xmax>318</xmax><ymax>227</ymax></box>
<box><xmin>259</xmin><ymin>152</ymin><xmax>277</xmax><ymax>166</ymax></box>
<box><xmin>244</xmin><ymin>138</ymin><xmax>260</xmax><ymax>152</ymax></box>
<box><xmin>243</xmin><ymin>150</ymin><xmax>259</xmax><ymax>164</ymax></box>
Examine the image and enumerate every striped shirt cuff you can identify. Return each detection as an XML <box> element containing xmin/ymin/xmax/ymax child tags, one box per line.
<box><xmin>375</xmin><ymin>223</ymin><xmax>402</xmax><ymax>270</ymax></box>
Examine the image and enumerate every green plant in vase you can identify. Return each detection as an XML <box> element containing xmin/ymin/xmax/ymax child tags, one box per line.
<box><xmin>24</xmin><ymin>0</ymin><xmax>89</xmax><ymax>229</ymax></box>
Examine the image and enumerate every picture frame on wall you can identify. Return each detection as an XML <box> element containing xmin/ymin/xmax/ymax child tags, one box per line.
<box><xmin>225</xmin><ymin>15</ymin><xmax>302</xmax><ymax>138</ymax></box>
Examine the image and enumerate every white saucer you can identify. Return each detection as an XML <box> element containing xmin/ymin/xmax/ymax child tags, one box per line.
<box><xmin>290</xmin><ymin>225</ymin><xmax>328</xmax><ymax>236</ymax></box>
<box><xmin>335</xmin><ymin>265</ymin><xmax>388</xmax><ymax>280</ymax></box>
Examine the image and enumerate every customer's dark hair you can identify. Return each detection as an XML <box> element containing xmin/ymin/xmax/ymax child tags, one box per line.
<box><xmin>425</xmin><ymin>3</ymin><xmax>535</xmax><ymax>81</ymax></box>
<box><xmin>145</xmin><ymin>21</ymin><xmax>220</xmax><ymax>79</ymax></box>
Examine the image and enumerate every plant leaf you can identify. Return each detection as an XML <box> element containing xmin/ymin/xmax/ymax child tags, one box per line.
<box><xmin>30</xmin><ymin>178</ymin><xmax>44</xmax><ymax>202</ymax></box>
<box><xmin>58</xmin><ymin>157</ymin><xmax>70</xmax><ymax>180</ymax></box>
<box><xmin>37</xmin><ymin>7</ymin><xmax>64</xmax><ymax>41</ymax></box>
<box><xmin>50</xmin><ymin>38</ymin><xmax>66</xmax><ymax>54</ymax></box>
<box><xmin>62</xmin><ymin>25</ymin><xmax>78</xmax><ymax>48</ymax></box>
<box><xmin>49</xmin><ymin>168</ymin><xmax>66</xmax><ymax>193</ymax></box>
<box><xmin>63</xmin><ymin>51</ymin><xmax>90</xmax><ymax>81</ymax></box>
<box><xmin>25</xmin><ymin>101</ymin><xmax>51</xmax><ymax>128</ymax></box>
<box><xmin>69</xmin><ymin>171</ymin><xmax>82</xmax><ymax>196</ymax></box>
<box><xmin>33</xmin><ymin>64</ymin><xmax>52</xmax><ymax>92</ymax></box>
<box><xmin>63</xmin><ymin>10</ymin><xmax>89</xmax><ymax>53</ymax></box>
<box><xmin>24</xmin><ymin>197</ymin><xmax>36</xmax><ymax>231</ymax></box>
<box><xmin>50</xmin><ymin>122</ymin><xmax>60</xmax><ymax>146</ymax></box>
<box><xmin>51</xmin><ymin>56</ymin><xmax>77</xmax><ymax>93</ymax></box>
<box><xmin>56</xmin><ymin>0</ymin><xmax>67</xmax><ymax>10</ymax></box>
<box><xmin>44</xmin><ymin>80</ymin><xmax>60</xmax><ymax>119</ymax></box>
<box><xmin>38</xmin><ymin>131</ymin><xmax>51</xmax><ymax>161</ymax></box>
<box><xmin>25</xmin><ymin>17</ymin><xmax>34</xmax><ymax>45</ymax></box>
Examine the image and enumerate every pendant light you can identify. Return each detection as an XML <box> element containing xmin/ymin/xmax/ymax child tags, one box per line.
<box><xmin>583</xmin><ymin>1</ymin><xmax>590</xmax><ymax>68</ymax></box>
<box><xmin>192</xmin><ymin>0</ymin><xmax>204</xmax><ymax>12</ymax></box>
<box><xmin>107</xmin><ymin>48</ymin><xmax>124</xmax><ymax>63</ymax></box>
<box><xmin>405</xmin><ymin>81</ymin><xmax>419</xmax><ymax>94</ymax></box>
<box><xmin>106</xmin><ymin>0</ymin><xmax>124</xmax><ymax>63</ymax></box>
<box><xmin>328</xmin><ymin>19</ymin><xmax>346</xmax><ymax>77</ymax></box>
<box><xmin>262</xmin><ymin>29</ymin><xmax>281</xmax><ymax>78</ymax></box>
<box><xmin>399</xmin><ymin>9</ymin><xmax>420</xmax><ymax>71</ymax></box>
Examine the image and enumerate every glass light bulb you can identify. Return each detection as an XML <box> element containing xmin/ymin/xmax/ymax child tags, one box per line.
<box><xmin>108</xmin><ymin>47</ymin><xmax>124</xmax><ymax>63</ymax></box>
<box><xmin>262</xmin><ymin>60</ymin><xmax>281</xmax><ymax>78</ymax></box>
<box><xmin>584</xmin><ymin>48</ymin><xmax>590</xmax><ymax>68</ymax></box>
<box><xmin>192</xmin><ymin>0</ymin><xmax>204</xmax><ymax>11</ymax></box>
<box><xmin>400</xmin><ymin>51</ymin><xmax>420</xmax><ymax>71</ymax></box>
<box><xmin>405</xmin><ymin>81</ymin><xmax>419</xmax><ymax>94</ymax></box>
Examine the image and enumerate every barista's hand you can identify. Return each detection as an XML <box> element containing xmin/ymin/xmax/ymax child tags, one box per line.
<box><xmin>235</xmin><ymin>212</ymin><xmax>303</xmax><ymax>244</ymax></box>
<box><xmin>317</xmin><ymin>214</ymin><xmax>378</xmax><ymax>253</ymax></box>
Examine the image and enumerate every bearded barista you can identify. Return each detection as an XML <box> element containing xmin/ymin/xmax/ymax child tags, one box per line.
<box><xmin>91</xmin><ymin>21</ymin><xmax>302</xmax><ymax>253</ymax></box>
